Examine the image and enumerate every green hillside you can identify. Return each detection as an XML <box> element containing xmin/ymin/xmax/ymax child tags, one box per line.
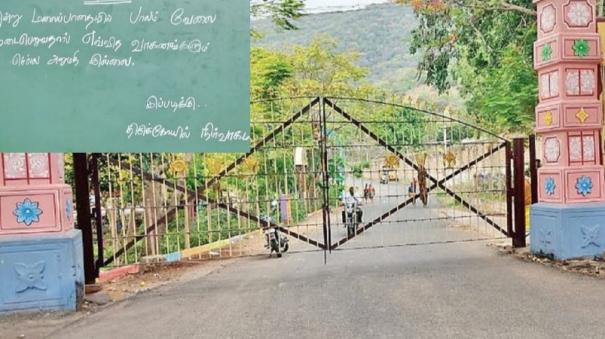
<box><xmin>253</xmin><ymin>4</ymin><xmax>419</xmax><ymax>92</ymax></box>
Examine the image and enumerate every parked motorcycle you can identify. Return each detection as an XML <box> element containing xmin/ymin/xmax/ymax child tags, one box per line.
<box><xmin>261</xmin><ymin>200</ymin><xmax>289</xmax><ymax>258</ymax></box>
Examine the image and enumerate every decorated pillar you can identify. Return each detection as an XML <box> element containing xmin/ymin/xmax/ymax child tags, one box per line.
<box><xmin>532</xmin><ymin>0</ymin><xmax>605</xmax><ymax>259</ymax></box>
<box><xmin>0</xmin><ymin>153</ymin><xmax>83</xmax><ymax>312</ymax></box>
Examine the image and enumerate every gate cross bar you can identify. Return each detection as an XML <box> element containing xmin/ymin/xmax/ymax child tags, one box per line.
<box><xmin>204</xmin><ymin>97</ymin><xmax>319</xmax><ymax>191</ymax></box>
<box><xmin>324</xmin><ymin>98</ymin><xmax>509</xmax><ymax>249</ymax></box>
<box><xmin>104</xmin><ymin>159</ymin><xmax>326</xmax><ymax>266</ymax></box>
<box><xmin>331</xmin><ymin>142</ymin><xmax>508</xmax><ymax>249</ymax></box>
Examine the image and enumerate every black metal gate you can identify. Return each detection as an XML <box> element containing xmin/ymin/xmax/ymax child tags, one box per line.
<box><xmin>320</xmin><ymin>97</ymin><xmax>511</xmax><ymax>251</ymax></box>
<box><xmin>75</xmin><ymin>96</ymin><xmax>524</xmax><ymax>281</ymax></box>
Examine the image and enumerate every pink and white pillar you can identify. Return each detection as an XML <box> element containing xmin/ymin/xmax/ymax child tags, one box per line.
<box><xmin>532</xmin><ymin>0</ymin><xmax>605</xmax><ymax>259</ymax></box>
<box><xmin>0</xmin><ymin>153</ymin><xmax>84</xmax><ymax>312</ymax></box>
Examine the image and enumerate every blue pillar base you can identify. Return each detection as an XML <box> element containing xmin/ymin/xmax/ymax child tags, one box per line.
<box><xmin>531</xmin><ymin>203</ymin><xmax>605</xmax><ymax>260</ymax></box>
<box><xmin>0</xmin><ymin>230</ymin><xmax>84</xmax><ymax>313</ymax></box>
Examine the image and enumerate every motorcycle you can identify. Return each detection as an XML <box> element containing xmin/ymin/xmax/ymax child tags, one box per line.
<box><xmin>343</xmin><ymin>201</ymin><xmax>361</xmax><ymax>238</ymax></box>
<box><xmin>261</xmin><ymin>201</ymin><xmax>289</xmax><ymax>258</ymax></box>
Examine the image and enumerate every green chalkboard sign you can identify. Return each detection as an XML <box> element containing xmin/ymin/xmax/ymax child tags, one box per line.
<box><xmin>0</xmin><ymin>0</ymin><xmax>250</xmax><ymax>152</ymax></box>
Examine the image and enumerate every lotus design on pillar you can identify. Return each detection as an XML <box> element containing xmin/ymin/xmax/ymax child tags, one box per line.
<box><xmin>541</xmin><ymin>44</ymin><xmax>553</xmax><ymax>61</ymax></box>
<box><xmin>545</xmin><ymin>177</ymin><xmax>556</xmax><ymax>196</ymax></box>
<box><xmin>572</xmin><ymin>39</ymin><xmax>590</xmax><ymax>57</ymax></box>
<box><xmin>13</xmin><ymin>198</ymin><xmax>43</xmax><ymax>226</ymax></box>
<box><xmin>576</xmin><ymin>176</ymin><xmax>593</xmax><ymax>197</ymax></box>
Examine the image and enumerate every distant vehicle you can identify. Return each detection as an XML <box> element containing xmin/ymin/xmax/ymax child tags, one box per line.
<box><xmin>380</xmin><ymin>166</ymin><xmax>399</xmax><ymax>184</ymax></box>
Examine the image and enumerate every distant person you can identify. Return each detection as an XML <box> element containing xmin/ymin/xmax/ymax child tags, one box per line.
<box><xmin>363</xmin><ymin>184</ymin><xmax>369</xmax><ymax>202</ymax></box>
<box><xmin>408</xmin><ymin>178</ymin><xmax>418</xmax><ymax>205</ymax></box>
<box><xmin>369</xmin><ymin>184</ymin><xmax>375</xmax><ymax>201</ymax></box>
<box><xmin>418</xmin><ymin>165</ymin><xmax>428</xmax><ymax>207</ymax></box>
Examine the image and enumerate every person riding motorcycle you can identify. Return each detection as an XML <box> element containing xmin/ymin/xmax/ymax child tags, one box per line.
<box><xmin>341</xmin><ymin>187</ymin><xmax>363</xmax><ymax>227</ymax></box>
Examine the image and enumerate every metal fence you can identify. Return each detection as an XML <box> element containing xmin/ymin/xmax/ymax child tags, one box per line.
<box><xmin>76</xmin><ymin>96</ymin><xmax>516</xmax><ymax>271</ymax></box>
<box><xmin>322</xmin><ymin>98</ymin><xmax>510</xmax><ymax>250</ymax></box>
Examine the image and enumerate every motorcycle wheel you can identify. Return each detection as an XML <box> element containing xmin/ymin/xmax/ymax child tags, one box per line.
<box><xmin>282</xmin><ymin>242</ymin><xmax>289</xmax><ymax>253</ymax></box>
<box><xmin>347</xmin><ymin>224</ymin><xmax>355</xmax><ymax>238</ymax></box>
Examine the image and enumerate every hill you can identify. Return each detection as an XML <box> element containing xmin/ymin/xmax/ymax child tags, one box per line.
<box><xmin>252</xmin><ymin>3</ymin><xmax>420</xmax><ymax>92</ymax></box>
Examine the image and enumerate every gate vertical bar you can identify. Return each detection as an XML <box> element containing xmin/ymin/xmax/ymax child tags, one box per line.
<box><xmin>529</xmin><ymin>135</ymin><xmax>538</xmax><ymax>204</ymax></box>
<box><xmin>73</xmin><ymin>153</ymin><xmax>96</xmax><ymax>284</ymax></box>
<box><xmin>512</xmin><ymin>138</ymin><xmax>526</xmax><ymax>248</ymax></box>
<box><xmin>322</xmin><ymin>97</ymin><xmax>332</xmax><ymax>253</ymax></box>
<box><xmin>319</xmin><ymin>97</ymin><xmax>328</xmax><ymax>260</ymax></box>
<box><xmin>505</xmin><ymin>142</ymin><xmax>513</xmax><ymax>237</ymax></box>
<box><xmin>90</xmin><ymin>154</ymin><xmax>104</xmax><ymax>275</ymax></box>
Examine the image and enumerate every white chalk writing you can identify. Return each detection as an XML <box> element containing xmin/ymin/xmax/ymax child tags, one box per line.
<box><xmin>31</xmin><ymin>8</ymin><xmax>112</xmax><ymax>30</ymax></box>
<box><xmin>129</xmin><ymin>7</ymin><xmax>159</xmax><ymax>24</ymax></box>
<box><xmin>47</xmin><ymin>50</ymin><xmax>80</xmax><ymax>67</ymax></box>
<box><xmin>146</xmin><ymin>96</ymin><xmax>198</xmax><ymax>112</ymax></box>
<box><xmin>0</xmin><ymin>2</ymin><xmax>247</xmax><ymax>151</ymax></box>
<box><xmin>131</xmin><ymin>39</ymin><xmax>209</xmax><ymax>54</ymax></box>
<box><xmin>82</xmin><ymin>30</ymin><xmax>122</xmax><ymax>52</ymax></box>
<box><xmin>0</xmin><ymin>11</ymin><xmax>23</xmax><ymax>28</ymax></box>
<box><xmin>126</xmin><ymin>123</ymin><xmax>191</xmax><ymax>140</ymax></box>
<box><xmin>11</xmin><ymin>53</ymin><xmax>40</xmax><ymax>67</ymax></box>
<box><xmin>89</xmin><ymin>53</ymin><xmax>133</xmax><ymax>67</ymax></box>
<box><xmin>170</xmin><ymin>8</ymin><xmax>216</xmax><ymax>26</ymax></box>
<box><xmin>0</xmin><ymin>33</ymin><xmax>70</xmax><ymax>49</ymax></box>
<box><xmin>200</xmin><ymin>123</ymin><xmax>250</xmax><ymax>143</ymax></box>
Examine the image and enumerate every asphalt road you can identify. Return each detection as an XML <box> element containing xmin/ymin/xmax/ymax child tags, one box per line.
<box><xmin>47</xmin><ymin>194</ymin><xmax>605</xmax><ymax>339</ymax></box>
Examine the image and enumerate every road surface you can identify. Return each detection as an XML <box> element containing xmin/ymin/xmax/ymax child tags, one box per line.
<box><xmin>44</xmin><ymin>192</ymin><xmax>605</xmax><ymax>339</ymax></box>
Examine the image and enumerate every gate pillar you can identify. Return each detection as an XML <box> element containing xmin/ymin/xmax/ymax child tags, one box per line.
<box><xmin>0</xmin><ymin>153</ymin><xmax>84</xmax><ymax>313</ymax></box>
<box><xmin>532</xmin><ymin>0</ymin><xmax>605</xmax><ymax>259</ymax></box>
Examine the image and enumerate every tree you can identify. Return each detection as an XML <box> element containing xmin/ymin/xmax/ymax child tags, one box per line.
<box><xmin>284</xmin><ymin>35</ymin><xmax>370</xmax><ymax>96</ymax></box>
<box><xmin>251</xmin><ymin>0</ymin><xmax>305</xmax><ymax>31</ymax></box>
<box><xmin>397</xmin><ymin>0</ymin><xmax>536</xmax><ymax>16</ymax></box>
<box><xmin>398</xmin><ymin>0</ymin><xmax>537</xmax><ymax>132</ymax></box>
<box><xmin>460</xmin><ymin>45</ymin><xmax>537</xmax><ymax>132</ymax></box>
<box><xmin>252</xmin><ymin>35</ymin><xmax>371</xmax><ymax>97</ymax></box>
<box><xmin>251</xmin><ymin>47</ymin><xmax>294</xmax><ymax>98</ymax></box>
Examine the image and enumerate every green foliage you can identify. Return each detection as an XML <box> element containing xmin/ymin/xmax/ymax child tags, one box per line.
<box><xmin>328</xmin><ymin>155</ymin><xmax>345</xmax><ymax>188</ymax></box>
<box><xmin>252</xmin><ymin>35</ymin><xmax>372</xmax><ymax>98</ymax></box>
<box><xmin>460</xmin><ymin>46</ymin><xmax>537</xmax><ymax>133</ymax></box>
<box><xmin>406</xmin><ymin>0</ymin><xmax>538</xmax><ymax>132</ymax></box>
<box><xmin>251</xmin><ymin>0</ymin><xmax>305</xmax><ymax>31</ymax></box>
<box><xmin>64</xmin><ymin>154</ymin><xmax>74</xmax><ymax>187</ymax></box>
<box><xmin>286</xmin><ymin>35</ymin><xmax>369</xmax><ymax>96</ymax></box>
<box><xmin>351</xmin><ymin>161</ymin><xmax>371</xmax><ymax>179</ymax></box>
<box><xmin>251</xmin><ymin>48</ymin><xmax>294</xmax><ymax>98</ymax></box>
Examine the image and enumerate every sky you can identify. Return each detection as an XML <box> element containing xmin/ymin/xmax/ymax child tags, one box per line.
<box><xmin>304</xmin><ymin>0</ymin><xmax>391</xmax><ymax>13</ymax></box>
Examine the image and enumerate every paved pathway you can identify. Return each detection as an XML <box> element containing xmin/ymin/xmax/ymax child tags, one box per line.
<box><xmin>46</xmin><ymin>193</ymin><xmax>605</xmax><ymax>339</ymax></box>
